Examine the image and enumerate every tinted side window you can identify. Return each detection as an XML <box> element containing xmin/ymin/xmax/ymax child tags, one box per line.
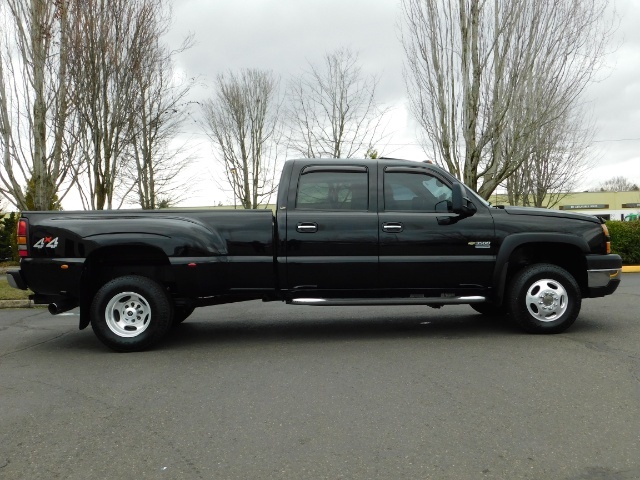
<box><xmin>384</xmin><ymin>172</ymin><xmax>452</xmax><ymax>211</ymax></box>
<box><xmin>296</xmin><ymin>171</ymin><xmax>368</xmax><ymax>210</ymax></box>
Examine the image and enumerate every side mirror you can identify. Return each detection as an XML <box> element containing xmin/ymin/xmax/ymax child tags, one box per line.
<box><xmin>451</xmin><ymin>182</ymin><xmax>477</xmax><ymax>217</ymax></box>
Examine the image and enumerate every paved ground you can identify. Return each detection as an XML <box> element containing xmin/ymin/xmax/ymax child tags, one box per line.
<box><xmin>0</xmin><ymin>275</ymin><xmax>639</xmax><ymax>479</ymax></box>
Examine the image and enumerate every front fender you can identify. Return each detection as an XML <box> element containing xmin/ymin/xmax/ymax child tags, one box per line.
<box><xmin>493</xmin><ymin>233</ymin><xmax>590</xmax><ymax>304</ymax></box>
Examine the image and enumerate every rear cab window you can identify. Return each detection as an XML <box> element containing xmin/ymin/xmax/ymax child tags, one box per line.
<box><xmin>295</xmin><ymin>166</ymin><xmax>369</xmax><ymax>211</ymax></box>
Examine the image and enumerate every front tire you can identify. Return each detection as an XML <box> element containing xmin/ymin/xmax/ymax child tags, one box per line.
<box><xmin>90</xmin><ymin>275</ymin><xmax>173</xmax><ymax>352</ymax></box>
<box><xmin>507</xmin><ymin>264</ymin><xmax>581</xmax><ymax>334</ymax></box>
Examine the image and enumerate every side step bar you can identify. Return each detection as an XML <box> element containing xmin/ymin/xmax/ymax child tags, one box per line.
<box><xmin>288</xmin><ymin>296</ymin><xmax>486</xmax><ymax>306</ymax></box>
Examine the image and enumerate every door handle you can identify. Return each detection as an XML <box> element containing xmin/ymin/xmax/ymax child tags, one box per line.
<box><xmin>296</xmin><ymin>222</ymin><xmax>318</xmax><ymax>233</ymax></box>
<box><xmin>382</xmin><ymin>222</ymin><xmax>403</xmax><ymax>233</ymax></box>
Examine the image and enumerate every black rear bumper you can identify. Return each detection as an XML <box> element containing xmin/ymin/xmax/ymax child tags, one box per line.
<box><xmin>6</xmin><ymin>269</ymin><xmax>27</xmax><ymax>290</ymax></box>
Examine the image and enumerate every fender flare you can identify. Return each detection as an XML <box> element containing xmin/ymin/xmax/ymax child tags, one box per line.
<box><xmin>493</xmin><ymin>233</ymin><xmax>589</xmax><ymax>305</ymax></box>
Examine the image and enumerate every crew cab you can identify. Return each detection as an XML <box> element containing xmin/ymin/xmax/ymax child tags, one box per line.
<box><xmin>8</xmin><ymin>158</ymin><xmax>622</xmax><ymax>351</ymax></box>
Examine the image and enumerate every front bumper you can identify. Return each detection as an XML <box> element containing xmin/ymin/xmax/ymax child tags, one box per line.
<box><xmin>586</xmin><ymin>254</ymin><xmax>622</xmax><ymax>297</ymax></box>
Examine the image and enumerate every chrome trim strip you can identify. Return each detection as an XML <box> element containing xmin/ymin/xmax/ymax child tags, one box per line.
<box><xmin>587</xmin><ymin>268</ymin><xmax>622</xmax><ymax>288</ymax></box>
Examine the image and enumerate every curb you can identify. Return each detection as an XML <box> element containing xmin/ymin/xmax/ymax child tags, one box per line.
<box><xmin>0</xmin><ymin>299</ymin><xmax>33</xmax><ymax>309</ymax></box>
<box><xmin>622</xmin><ymin>266</ymin><xmax>640</xmax><ymax>273</ymax></box>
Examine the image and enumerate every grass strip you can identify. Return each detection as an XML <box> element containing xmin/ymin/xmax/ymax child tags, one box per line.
<box><xmin>0</xmin><ymin>278</ymin><xmax>32</xmax><ymax>301</ymax></box>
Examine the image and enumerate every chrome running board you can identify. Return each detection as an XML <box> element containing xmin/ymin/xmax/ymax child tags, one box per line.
<box><xmin>288</xmin><ymin>296</ymin><xmax>486</xmax><ymax>306</ymax></box>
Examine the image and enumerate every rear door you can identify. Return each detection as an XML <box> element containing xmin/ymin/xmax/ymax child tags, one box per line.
<box><xmin>284</xmin><ymin>162</ymin><xmax>378</xmax><ymax>293</ymax></box>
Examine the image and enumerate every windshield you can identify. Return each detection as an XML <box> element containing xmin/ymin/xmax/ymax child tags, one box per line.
<box><xmin>464</xmin><ymin>184</ymin><xmax>492</xmax><ymax>208</ymax></box>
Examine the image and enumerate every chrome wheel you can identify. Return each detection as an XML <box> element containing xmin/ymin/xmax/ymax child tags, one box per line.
<box><xmin>525</xmin><ymin>278</ymin><xmax>568</xmax><ymax>322</ymax></box>
<box><xmin>104</xmin><ymin>291</ymin><xmax>152</xmax><ymax>337</ymax></box>
<box><xmin>91</xmin><ymin>276</ymin><xmax>172</xmax><ymax>352</ymax></box>
<box><xmin>508</xmin><ymin>263</ymin><xmax>580</xmax><ymax>334</ymax></box>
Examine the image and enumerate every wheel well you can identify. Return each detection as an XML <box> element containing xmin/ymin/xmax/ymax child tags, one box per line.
<box><xmin>505</xmin><ymin>243</ymin><xmax>588</xmax><ymax>295</ymax></box>
<box><xmin>83</xmin><ymin>244</ymin><xmax>171</xmax><ymax>281</ymax></box>
<box><xmin>78</xmin><ymin>246</ymin><xmax>172</xmax><ymax>329</ymax></box>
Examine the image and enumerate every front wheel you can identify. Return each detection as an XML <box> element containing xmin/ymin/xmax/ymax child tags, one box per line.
<box><xmin>507</xmin><ymin>264</ymin><xmax>581</xmax><ymax>334</ymax></box>
<box><xmin>90</xmin><ymin>275</ymin><xmax>173</xmax><ymax>352</ymax></box>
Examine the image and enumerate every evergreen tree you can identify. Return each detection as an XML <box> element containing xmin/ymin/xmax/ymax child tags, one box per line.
<box><xmin>24</xmin><ymin>177</ymin><xmax>61</xmax><ymax>211</ymax></box>
<box><xmin>0</xmin><ymin>212</ymin><xmax>18</xmax><ymax>261</ymax></box>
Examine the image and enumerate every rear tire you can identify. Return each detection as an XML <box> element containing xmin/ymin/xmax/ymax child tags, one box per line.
<box><xmin>90</xmin><ymin>275</ymin><xmax>172</xmax><ymax>352</ymax></box>
<box><xmin>507</xmin><ymin>264</ymin><xmax>581</xmax><ymax>334</ymax></box>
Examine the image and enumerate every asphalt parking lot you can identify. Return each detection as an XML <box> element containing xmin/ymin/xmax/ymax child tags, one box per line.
<box><xmin>1</xmin><ymin>274</ymin><xmax>639</xmax><ymax>479</ymax></box>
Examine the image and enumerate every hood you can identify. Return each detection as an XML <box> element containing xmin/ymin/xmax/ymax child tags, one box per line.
<box><xmin>502</xmin><ymin>206</ymin><xmax>603</xmax><ymax>224</ymax></box>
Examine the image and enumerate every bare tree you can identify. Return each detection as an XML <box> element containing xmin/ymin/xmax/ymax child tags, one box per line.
<box><xmin>287</xmin><ymin>48</ymin><xmax>390</xmax><ymax>159</ymax></box>
<box><xmin>67</xmin><ymin>0</ymin><xmax>165</xmax><ymax>210</ymax></box>
<box><xmin>401</xmin><ymin>0</ymin><xmax>614</xmax><ymax>199</ymax></box>
<box><xmin>596</xmin><ymin>176</ymin><xmax>639</xmax><ymax>192</ymax></box>
<box><xmin>506</xmin><ymin>106</ymin><xmax>596</xmax><ymax>208</ymax></box>
<box><xmin>0</xmin><ymin>0</ymin><xmax>77</xmax><ymax>210</ymax></box>
<box><xmin>124</xmin><ymin>16</ymin><xmax>195</xmax><ymax>209</ymax></box>
<box><xmin>202</xmin><ymin>69</ymin><xmax>283</xmax><ymax>209</ymax></box>
<box><xmin>127</xmin><ymin>65</ymin><xmax>196</xmax><ymax>209</ymax></box>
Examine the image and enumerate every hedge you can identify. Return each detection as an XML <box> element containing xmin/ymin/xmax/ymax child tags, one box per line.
<box><xmin>607</xmin><ymin>220</ymin><xmax>640</xmax><ymax>265</ymax></box>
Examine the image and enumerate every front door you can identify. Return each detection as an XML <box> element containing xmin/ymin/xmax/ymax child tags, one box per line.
<box><xmin>378</xmin><ymin>165</ymin><xmax>496</xmax><ymax>293</ymax></box>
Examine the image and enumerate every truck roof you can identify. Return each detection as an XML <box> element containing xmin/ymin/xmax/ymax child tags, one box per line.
<box><xmin>285</xmin><ymin>157</ymin><xmax>456</xmax><ymax>181</ymax></box>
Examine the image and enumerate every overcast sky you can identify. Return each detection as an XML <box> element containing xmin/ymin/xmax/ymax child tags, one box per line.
<box><xmin>164</xmin><ymin>0</ymin><xmax>640</xmax><ymax>206</ymax></box>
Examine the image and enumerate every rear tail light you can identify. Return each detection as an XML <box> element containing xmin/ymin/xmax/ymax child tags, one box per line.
<box><xmin>17</xmin><ymin>219</ymin><xmax>29</xmax><ymax>257</ymax></box>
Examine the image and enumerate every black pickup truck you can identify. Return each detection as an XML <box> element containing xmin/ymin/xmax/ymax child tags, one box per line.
<box><xmin>8</xmin><ymin>158</ymin><xmax>622</xmax><ymax>351</ymax></box>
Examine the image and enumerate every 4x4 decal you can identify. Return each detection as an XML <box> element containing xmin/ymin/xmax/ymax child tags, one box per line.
<box><xmin>33</xmin><ymin>237</ymin><xmax>59</xmax><ymax>249</ymax></box>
